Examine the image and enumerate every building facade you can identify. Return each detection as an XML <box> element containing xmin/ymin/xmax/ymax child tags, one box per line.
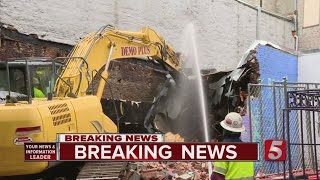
<box><xmin>244</xmin><ymin>0</ymin><xmax>320</xmax><ymax>53</ymax></box>
<box><xmin>297</xmin><ymin>0</ymin><xmax>320</xmax><ymax>52</ymax></box>
<box><xmin>0</xmin><ymin>0</ymin><xmax>295</xmax><ymax>71</ymax></box>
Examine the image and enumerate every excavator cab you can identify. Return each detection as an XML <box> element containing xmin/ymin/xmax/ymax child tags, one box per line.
<box><xmin>0</xmin><ymin>58</ymin><xmax>70</xmax><ymax>177</ymax></box>
<box><xmin>0</xmin><ymin>57</ymin><xmax>63</xmax><ymax>103</ymax></box>
<box><xmin>0</xmin><ymin>56</ymin><xmax>118</xmax><ymax>177</ymax></box>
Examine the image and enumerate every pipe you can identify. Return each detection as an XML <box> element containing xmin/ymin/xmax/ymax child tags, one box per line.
<box><xmin>256</xmin><ymin>6</ymin><xmax>261</xmax><ymax>40</ymax></box>
<box><xmin>293</xmin><ymin>0</ymin><xmax>298</xmax><ymax>23</ymax></box>
<box><xmin>294</xmin><ymin>35</ymin><xmax>299</xmax><ymax>51</ymax></box>
<box><xmin>293</xmin><ymin>0</ymin><xmax>298</xmax><ymax>51</ymax></box>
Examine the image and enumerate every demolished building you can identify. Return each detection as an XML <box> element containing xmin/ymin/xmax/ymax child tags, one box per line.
<box><xmin>0</xmin><ymin>26</ymin><xmax>302</xmax><ymax>178</ymax></box>
<box><xmin>102</xmin><ymin>40</ymin><xmax>296</xmax><ymax>143</ymax></box>
<box><xmin>0</xmin><ymin>26</ymin><xmax>296</xmax><ymax>144</ymax></box>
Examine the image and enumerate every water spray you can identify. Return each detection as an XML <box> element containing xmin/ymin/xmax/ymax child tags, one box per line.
<box><xmin>182</xmin><ymin>23</ymin><xmax>213</xmax><ymax>177</ymax></box>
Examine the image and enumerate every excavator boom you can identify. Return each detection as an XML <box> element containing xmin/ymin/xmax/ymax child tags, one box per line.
<box><xmin>55</xmin><ymin>25</ymin><xmax>181</xmax><ymax>99</ymax></box>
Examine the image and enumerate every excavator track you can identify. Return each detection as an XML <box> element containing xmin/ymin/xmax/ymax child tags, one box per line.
<box><xmin>76</xmin><ymin>162</ymin><xmax>129</xmax><ymax>180</ymax></box>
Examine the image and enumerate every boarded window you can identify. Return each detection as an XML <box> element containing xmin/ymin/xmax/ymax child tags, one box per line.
<box><xmin>303</xmin><ymin>0</ymin><xmax>320</xmax><ymax>27</ymax></box>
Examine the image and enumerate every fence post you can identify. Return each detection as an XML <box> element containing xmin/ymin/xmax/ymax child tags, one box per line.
<box><xmin>312</xmin><ymin>103</ymin><xmax>319</xmax><ymax>178</ymax></box>
<box><xmin>306</xmin><ymin>84</ymin><xmax>315</xmax><ymax>170</ymax></box>
<box><xmin>257</xmin><ymin>80</ymin><xmax>265</xmax><ymax>173</ymax></box>
<box><xmin>300</xmin><ymin>109</ymin><xmax>306</xmax><ymax>178</ymax></box>
<box><xmin>272</xmin><ymin>81</ymin><xmax>280</xmax><ymax>174</ymax></box>
<box><xmin>283</xmin><ymin>77</ymin><xmax>293</xmax><ymax>179</ymax></box>
<box><xmin>282</xmin><ymin>109</ymin><xmax>286</xmax><ymax>178</ymax></box>
<box><xmin>248</xmin><ymin>83</ymin><xmax>253</xmax><ymax>143</ymax></box>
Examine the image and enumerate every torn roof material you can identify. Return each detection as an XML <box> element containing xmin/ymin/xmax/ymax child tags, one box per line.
<box><xmin>207</xmin><ymin>40</ymin><xmax>296</xmax><ymax>108</ymax></box>
<box><xmin>228</xmin><ymin>40</ymin><xmax>296</xmax><ymax>82</ymax></box>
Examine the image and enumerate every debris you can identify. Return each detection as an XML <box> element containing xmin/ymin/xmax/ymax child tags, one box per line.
<box><xmin>177</xmin><ymin>173</ymin><xmax>193</xmax><ymax>180</ymax></box>
<box><xmin>164</xmin><ymin>132</ymin><xmax>185</xmax><ymax>142</ymax></box>
<box><xmin>130</xmin><ymin>100</ymin><xmax>141</xmax><ymax>107</ymax></box>
<box><xmin>138</xmin><ymin>162</ymin><xmax>209</xmax><ymax>180</ymax></box>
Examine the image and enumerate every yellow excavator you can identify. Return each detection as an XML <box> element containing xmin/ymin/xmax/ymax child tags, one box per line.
<box><xmin>0</xmin><ymin>25</ymin><xmax>182</xmax><ymax>177</ymax></box>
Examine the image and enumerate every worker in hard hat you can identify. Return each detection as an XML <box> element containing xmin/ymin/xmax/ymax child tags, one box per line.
<box><xmin>33</xmin><ymin>77</ymin><xmax>46</xmax><ymax>98</ymax></box>
<box><xmin>211</xmin><ymin>112</ymin><xmax>254</xmax><ymax>180</ymax></box>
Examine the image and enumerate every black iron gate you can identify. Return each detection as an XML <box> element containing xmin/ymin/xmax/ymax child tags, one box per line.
<box><xmin>248</xmin><ymin>79</ymin><xmax>320</xmax><ymax>179</ymax></box>
<box><xmin>285</xmin><ymin>87</ymin><xmax>320</xmax><ymax>179</ymax></box>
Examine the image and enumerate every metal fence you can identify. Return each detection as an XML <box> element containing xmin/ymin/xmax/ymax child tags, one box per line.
<box><xmin>248</xmin><ymin>79</ymin><xmax>320</xmax><ymax>177</ymax></box>
<box><xmin>285</xmin><ymin>86</ymin><xmax>320</xmax><ymax>179</ymax></box>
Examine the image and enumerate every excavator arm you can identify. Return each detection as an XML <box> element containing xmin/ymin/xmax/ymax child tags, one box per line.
<box><xmin>54</xmin><ymin>25</ymin><xmax>182</xmax><ymax>99</ymax></box>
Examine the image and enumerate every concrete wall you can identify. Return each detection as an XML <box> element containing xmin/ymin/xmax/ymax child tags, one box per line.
<box><xmin>298</xmin><ymin>51</ymin><xmax>320</xmax><ymax>82</ymax></box>
<box><xmin>298</xmin><ymin>0</ymin><xmax>320</xmax><ymax>52</ymax></box>
<box><xmin>0</xmin><ymin>0</ymin><xmax>295</xmax><ymax>71</ymax></box>
<box><xmin>244</xmin><ymin>0</ymin><xmax>294</xmax><ymax>16</ymax></box>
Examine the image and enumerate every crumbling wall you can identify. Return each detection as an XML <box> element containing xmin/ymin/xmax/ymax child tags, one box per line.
<box><xmin>0</xmin><ymin>26</ymin><xmax>71</xmax><ymax>59</ymax></box>
<box><xmin>96</xmin><ymin>59</ymin><xmax>167</xmax><ymax>102</ymax></box>
<box><xmin>92</xmin><ymin>59</ymin><xmax>169</xmax><ymax>130</ymax></box>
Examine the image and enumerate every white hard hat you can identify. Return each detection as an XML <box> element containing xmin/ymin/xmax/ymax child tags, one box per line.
<box><xmin>220</xmin><ymin>112</ymin><xmax>245</xmax><ymax>132</ymax></box>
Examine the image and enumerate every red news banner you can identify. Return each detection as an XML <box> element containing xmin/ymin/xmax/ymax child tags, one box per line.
<box><xmin>60</xmin><ymin>143</ymin><xmax>258</xmax><ymax>161</ymax></box>
<box><xmin>24</xmin><ymin>134</ymin><xmax>259</xmax><ymax>161</ymax></box>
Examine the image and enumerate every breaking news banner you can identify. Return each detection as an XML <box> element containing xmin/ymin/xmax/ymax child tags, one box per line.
<box><xmin>59</xmin><ymin>143</ymin><xmax>259</xmax><ymax>161</ymax></box>
<box><xmin>24</xmin><ymin>134</ymin><xmax>259</xmax><ymax>161</ymax></box>
<box><xmin>24</xmin><ymin>143</ymin><xmax>57</xmax><ymax>161</ymax></box>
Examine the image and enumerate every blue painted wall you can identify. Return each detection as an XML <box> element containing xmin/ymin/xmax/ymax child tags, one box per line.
<box><xmin>251</xmin><ymin>45</ymin><xmax>298</xmax><ymax>174</ymax></box>
<box><xmin>256</xmin><ymin>45</ymin><xmax>297</xmax><ymax>83</ymax></box>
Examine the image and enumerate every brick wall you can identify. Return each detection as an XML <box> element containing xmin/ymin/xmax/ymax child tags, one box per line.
<box><xmin>0</xmin><ymin>26</ymin><xmax>72</xmax><ymax>59</ymax></box>
<box><xmin>92</xmin><ymin>59</ymin><xmax>167</xmax><ymax>102</ymax></box>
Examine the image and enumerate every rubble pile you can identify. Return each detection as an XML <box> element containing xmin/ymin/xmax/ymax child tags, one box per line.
<box><xmin>138</xmin><ymin>162</ymin><xmax>209</xmax><ymax>180</ymax></box>
<box><xmin>135</xmin><ymin>132</ymin><xmax>209</xmax><ymax>180</ymax></box>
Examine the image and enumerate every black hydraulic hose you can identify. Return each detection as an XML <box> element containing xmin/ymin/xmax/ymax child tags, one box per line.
<box><xmin>93</xmin><ymin>69</ymin><xmax>121</xmax><ymax>133</ymax></box>
<box><xmin>74</xmin><ymin>69</ymin><xmax>82</xmax><ymax>95</ymax></box>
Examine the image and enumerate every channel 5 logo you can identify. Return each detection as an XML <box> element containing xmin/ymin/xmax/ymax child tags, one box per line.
<box><xmin>264</xmin><ymin>140</ymin><xmax>286</xmax><ymax>161</ymax></box>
